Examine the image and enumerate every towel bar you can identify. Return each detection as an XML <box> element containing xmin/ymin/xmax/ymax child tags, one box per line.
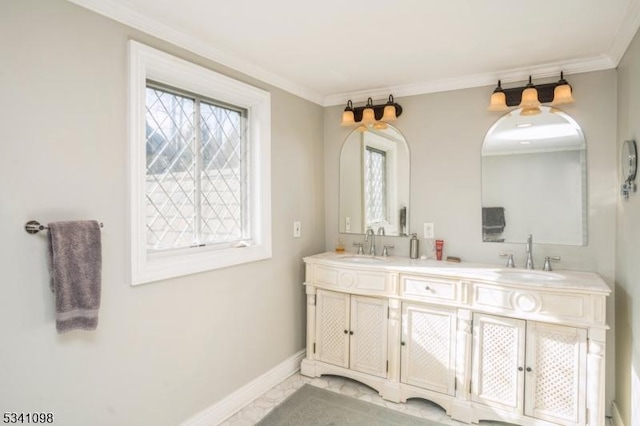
<box><xmin>25</xmin><ymin>220</ymin><xmax>104</xmax><ymax>234</ymax></box>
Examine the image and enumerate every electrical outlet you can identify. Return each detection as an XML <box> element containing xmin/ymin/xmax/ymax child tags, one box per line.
<box><xmin>424</xmin><ymin>222</ymin><xmax>434</xmax><ymax>239</ymax></box>
<box><xmin>345</xmin><ymin>217</ymin><xmax>351</xmax><ymax>232</ymax></box>
<box><xmin>293</xmin><ymin>221</ymin><xmax>301</xmax><ymax>238</ymax></box>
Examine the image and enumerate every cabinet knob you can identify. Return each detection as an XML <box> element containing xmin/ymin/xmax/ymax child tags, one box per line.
<box><xmin>518</xmin><ymin>367</ymin><xmax>523</xmax><ymax>371</ymax></box>
<box><xmin>425</xmin><ymin>286</ymin><xmax>431</xmax><ymax>291</ymax></box>
<box><xmin>526</xmin><ymin>367</ymin><xmax>532</xmax><ymax>372</ymax></box>
<box><xmin>401</xmin><ymin>341</ymin><xmax>406</xmax><ymax>346</ymax></box>
<box><xmin>349</xmin><ymin>331</ymin><xmax>354</xmax><ymax>335</ymax></box>
<box><xmin>344</xmin><ymin>330</ymin><xmax>348</xmax><ymax>334</ymax></box>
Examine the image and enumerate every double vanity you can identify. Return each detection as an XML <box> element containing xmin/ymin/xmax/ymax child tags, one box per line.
<box><xmin>300</xmin><ymin>252</ymin><xmax>610</xmax><ymax>426</ymax></box>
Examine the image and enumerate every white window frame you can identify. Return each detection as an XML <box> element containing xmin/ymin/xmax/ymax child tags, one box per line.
<box><xmin>128</xmin><ymin>41</ymin><xmax>271</xmax><ymax>285</ymax></box>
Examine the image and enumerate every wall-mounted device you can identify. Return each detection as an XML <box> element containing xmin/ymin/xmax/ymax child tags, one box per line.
<box><xmin>621</xmin><ymin>139</ymin><xmax>637</xmax><ymax>201</ymax></box>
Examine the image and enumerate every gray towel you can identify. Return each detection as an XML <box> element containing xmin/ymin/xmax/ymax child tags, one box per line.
<box><xmin>47</xmin><ymin>220</ymin><xmax>102</xmax><ymax>333</ymax></box>
<box><xmin>482</xmin><ymin>207</ymin><xmax>506</xmax><ymax>234</ymax></box>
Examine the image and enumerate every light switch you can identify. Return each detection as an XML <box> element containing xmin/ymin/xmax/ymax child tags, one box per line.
<box><xmin>293</xmin><ymin>221</ymin><xmax>301</xmax><ymax>238</ymax></box>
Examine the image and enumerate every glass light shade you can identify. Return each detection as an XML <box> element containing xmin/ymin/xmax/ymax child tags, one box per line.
<box><xmin>373</xmin><ymin>122</ymin><xmax>388</xmax><ymax>130</ymax></box>
<box><xmin>362</xmin><ymin>107</ymin><xmax>375</xmax><ymax>125</ymax></box>
<box><xmin>341</xmin><ymin>110</ymin><xmax>355</xmax><ymax>126</ymax></box>
<box><xmin>487</xmin><ymin>91</ymin><xmax>508</xmax><ymax>111</ymax></box>
<box><xmin>519</xmin><ymin>87</ymin><xmax>541</xmax><ymax>108</ymax></box>
<box><xmin>550</xmin><ymin>84</ymin><xmax>575</xmax><ymax>106</ymax></box>
<box><xmin>356</xmin><ymin>124</ymin><xmax>368</xmax><ymax>132</ymax></box>
<box><xmin>520</xmin><ymin>106</ymin><xmax>542</xmax><ymax>116</ymax></box>
<box><xmin>382</xmin><ymin>105</ymin><xmax>397</xmax><ymax>121</ymax></box>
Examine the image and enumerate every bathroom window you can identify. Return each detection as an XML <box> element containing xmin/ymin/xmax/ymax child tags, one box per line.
<box><xmin>145</xmin><ymin>84</ymin><xmax>248</xmax><ymax>251</ymax></box>
<box><xmin>129</xmin><ymin>41</ymin><xmax>271</xmax><ymax>285</ymax></box>
<box><xmin>365</xmin><ymin>146</ymin><xmax>388</xmax><ymax>224</ymax></box>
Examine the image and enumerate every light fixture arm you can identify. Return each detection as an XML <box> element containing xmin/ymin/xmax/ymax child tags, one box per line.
<box><xmin>489</xmin><ymin>72</ymin><xmax>575</xmax><ymax>112</ymax></box>
<box><xmin>500</xmin><ymin>74</ymin><xmax>572</xmax><ymax>107</ymax></box>
<box><xmin>344</xmin><ymin>95</ymin><xmax>403</xmax><ymax>123</ymax></box>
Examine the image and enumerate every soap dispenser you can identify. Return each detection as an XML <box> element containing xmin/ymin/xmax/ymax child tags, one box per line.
<box><xmin>409</xmin><ymin>233</ymin><xmax>419</xmax><ymax>259</ymax></box>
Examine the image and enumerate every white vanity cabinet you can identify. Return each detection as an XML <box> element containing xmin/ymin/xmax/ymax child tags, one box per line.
<box><xmin>471</xmin><ymin>314</ymin><xmax>587</xmax><ymax>426</ymax></box>
<box><xmin>400</xmin><ymin>303</ymin><xmax>457</xmax><ymax>396</ymax></box>
<box><xmin>316</xmin><ymin>289</ymin><xmax>389</xmax><ymax>378</ymax></box>
<box><xmin>301</xmin><ymin>253</ymin><xmax>610</xmax><ymax>426</ymax></box>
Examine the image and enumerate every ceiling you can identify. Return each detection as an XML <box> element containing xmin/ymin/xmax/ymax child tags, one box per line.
<box><xmin>68</xmin><ymin>0</ymin><xmax>640</xmax><ymax>106</ymax></box>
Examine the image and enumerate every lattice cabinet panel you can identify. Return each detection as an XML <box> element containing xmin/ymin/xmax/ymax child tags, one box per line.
<box><xmin>401</xmin><ymin>303</ymin><xmax>457</xmax><ymax>395</ymax></box>
<box><xmin>471</xmin><ymin>313</ymin><xmax>526</xmax><ymax>413</ymax></box>
<box><xmin>350</xmin><ymin>296</ymin><xmax>389</xmax><ymax>378</ymax></box>
<box><xmin>315</xmin><ymin>290</ymin><xmax>350</xmax><ymax>368</ymax></box>
<box><xmin>524</xmin><ymin>322</ymin><xmax>587</xmax><ymax>426</ymax></box>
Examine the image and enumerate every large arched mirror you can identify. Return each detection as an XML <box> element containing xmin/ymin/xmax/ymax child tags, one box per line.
<box><xmin>339</xmin><ymin>124</ymin><xmax>410</xmax><ymax>236</ymax></box>
<box><xmin>481</xmin><ymin>106</ymin><xmax>587</xmax><ymax>245</ymax></box>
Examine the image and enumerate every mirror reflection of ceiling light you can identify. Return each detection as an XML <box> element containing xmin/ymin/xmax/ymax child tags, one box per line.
<box><xmin>516</xmin><ymin>123</ymin><xmax>532</xmax><ymax>128</ymax></box>
<box><xmin>497</xmin><ymin>123</ymin><xmax>578</xmax><ymax>141</ymax></box>
<box><xmin>520</xmin><ymin>141</ymin><xmax>532</xmax><ymax>145</ymax></box>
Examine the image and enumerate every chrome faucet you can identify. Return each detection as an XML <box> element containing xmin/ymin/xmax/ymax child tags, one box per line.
<box><xmin>377</xmin><ymin>226</ymin><xmax>385</xmax><ymax>236</ymax></box>
<box><xmin>365</xmin><ymin>228</ymin><xmax>376</xmax><ymax>255</ymax></box>
<box><xmin>525</xmin><ymin>234</ymin><xmax>534</xmax><ymax>269</ymax></box>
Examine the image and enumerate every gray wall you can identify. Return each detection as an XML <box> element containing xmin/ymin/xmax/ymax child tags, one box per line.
<box><xmin>615</xmin><ymin>23</ymin><xmax>640</xmax><ymax>426</ymax></box>
<box><xmin>324</xmin><ymin>70</ymin><xmax>618</xmax><ymax>409</ymax></box>
<box><xmin>0</xmin><ymin>1</ymin><xmax>325</xmax><ymax>425</ymax></box>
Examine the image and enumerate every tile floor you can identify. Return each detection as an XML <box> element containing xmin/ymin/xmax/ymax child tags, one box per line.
<box><xmin>221</xmin><ymin>372</ymin><xmax>505</xmax><ymax>426</ymax></box>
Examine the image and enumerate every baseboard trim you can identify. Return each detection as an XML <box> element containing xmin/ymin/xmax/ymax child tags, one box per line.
<box><xmin>611</xmin><ymin>401</ymin><xmax>625</xmax><ymax>426</ymax></box>
<box><xmin>180</xmin><ymin>349</ymin><xmax>306</xmax><ymax>426</ymax></box>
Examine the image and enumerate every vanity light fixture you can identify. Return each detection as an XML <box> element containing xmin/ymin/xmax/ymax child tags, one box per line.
<box><xmin>550</xmin><ymin>72</ymin><xmax>575</xmax><ymax>106</ymax></box>
<box><xmin>340</xmin><ymin>95</ymin><xmax>403</xmax><ymax>128</ymax></box>
<box><xmin>520</xmin><ymin>107</ymin><xmax>542</xmax><ymax>116</ymax></box>
<box><xmin>487</xmin><ymin>80</ymin><xmax>509</xmax><ymax>112</ymax></box>
<box><xmin>487</xmin><ymin>72</ymin><xmax>575</xmax><ymax>112</ymax></box>
<box><xmin>341</xmin><ymin>100</ymin><xmax>356</xmax><ymax>126</ymax></box>
<box><xmin>519</xmin><ymin>76</ymin><xmax>541</xmax><ymax>109</ymax></box>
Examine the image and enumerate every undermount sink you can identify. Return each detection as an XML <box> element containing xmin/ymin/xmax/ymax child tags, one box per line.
<box><xmin>496</xmin><ymin>269</ymin><xmax>563</xmax><ymax>281</ymax></box>
<box><xmin>337</xmin><ymin>255</ymin><xmax>389</xmax><ymax>264</ymax></box>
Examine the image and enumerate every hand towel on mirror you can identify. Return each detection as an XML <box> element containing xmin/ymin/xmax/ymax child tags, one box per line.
<box><xmin>47</xmin><ymin>220</ymin><xmax>102</xmax><ymax>333</ymax></box>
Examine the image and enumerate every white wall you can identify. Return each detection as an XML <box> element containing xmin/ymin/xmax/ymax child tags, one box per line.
<box><xmin>325</xmin><ymin>70</ymin><xmax>618</xmax><ymax>410</ymax></box>
<box><xmin>615</xmin><ymin>22</ymin><xmax>640</xmax><ymax>426</ymax></box>
<box><xmin>0</xmin><ymin>1</ymin><xmax>325</xmax><ymax>425</ymax></box>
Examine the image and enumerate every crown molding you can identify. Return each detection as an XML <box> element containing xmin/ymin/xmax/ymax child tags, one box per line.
<box><xmin>65</xmin><ymin>0</ymin><xmax>326</xmax><ymax>105</ymax></box>
<box><xmin>322</xmin><ymin>54</ymin><xmax>617</xmax><ymax>107</ymax></box>
<box><xmin>67</xmin><ymin>0</ymin><xmax>640</xmax><ymax>108</ymax></box>
<box><xmin>609</xmin><ymin>0</ymin><xmax>640</xmax><ymax>65</ymax></box>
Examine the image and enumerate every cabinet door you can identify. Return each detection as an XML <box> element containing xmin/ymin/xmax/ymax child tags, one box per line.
<box><xmin>524</xmin><ymin>322</ymin><xmax>587</xmax><ymax>426</ymax></box>
<box><xmin>400</xmin><ymin>303</ymin><xmax>457</xmax><ymax>395</ymax></box>
<box><xmin>315</xmin><ymin>289</ymin><xmax>350</xmax><ymax>368</ymax></box>
<box><xmin>471</xmin><ymin>313</ymin><xmax>526</xmax><ymax>414</ymax></box>
<box><xmin>349</xmin><ymin>295</ymin><xmax>388</xmax><ymax>378</ymax></box>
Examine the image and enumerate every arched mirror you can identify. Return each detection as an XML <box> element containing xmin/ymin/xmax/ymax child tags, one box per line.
<box><xmin>481</xmin><ymin>106</ymin><xmax>587</xmax><ymax>245</ymax></box>
<box><xmin>339</xmin><ymin>124</ymin><xmax>410</xmax><ymax>236</ymax></box>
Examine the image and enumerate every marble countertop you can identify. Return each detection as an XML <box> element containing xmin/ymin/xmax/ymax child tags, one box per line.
<box><xmin>304</xmin><ymin>251</ymin><xmax>611</xmax><ymax>294</ymax></box>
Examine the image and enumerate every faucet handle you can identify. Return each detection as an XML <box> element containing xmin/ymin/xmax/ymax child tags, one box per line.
<box><xmin>499</xmin><ymin>253</ymin><xmax>516</xmax><ymax>268</ymax></box>
<box><xmin>353</xmin><ymin>242</ymin><xmax>364</xmax><ymax>255</ymax></box>
<box><xmin>382</xmin><ymin>245</ymin><xmax>394</xmax><ymax>257</ymax></box>
<box><xmin>543</xmin><ymin>256</ymin><xmax>561</xmax><ymax>271</ymax></box>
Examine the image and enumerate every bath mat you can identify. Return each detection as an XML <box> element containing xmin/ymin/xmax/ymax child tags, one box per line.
<box><xmin>256</xmin><ymin>384</ymin><xmax>448</xmax><ymax>425</ymax></box>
